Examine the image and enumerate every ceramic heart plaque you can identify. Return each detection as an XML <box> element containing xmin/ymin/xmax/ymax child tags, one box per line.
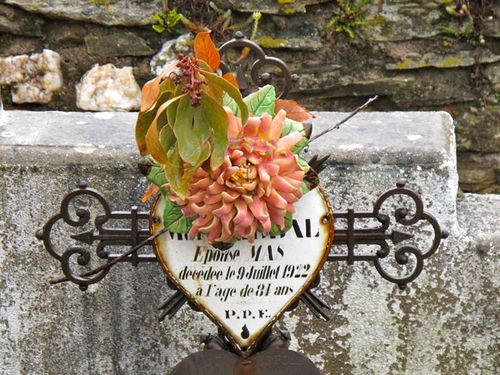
<box><xmin>151</xmin><ymin>187</ymin><xmax>334</xmax><ymax>354</ymax></box>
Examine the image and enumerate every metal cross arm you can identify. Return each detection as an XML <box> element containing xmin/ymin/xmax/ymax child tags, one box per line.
<box><xmin>35</xmin><ymin>178</ymin><xmax>447</xmax><ymax>294</ymax></box>
<box><xmin>35</xmin><ymin>181</ymin><xmax>156</xmax><ymax>290</ymax></box>
<box><xmin>328</xmin><ymin>179</ymin><xmax>448</xmax><ymax>289</ymax></box>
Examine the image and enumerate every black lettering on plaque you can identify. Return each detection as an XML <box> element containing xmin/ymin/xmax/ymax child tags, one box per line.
<box><xmin>168</xmin><ymin>232</ymin><xmax>187</xmax><ymax>240</ymax></box>
<box><xmin>241</xmin><ymin>324</ymin><xmax>250</xmax><ymax>339</ymax></box>
<box><xmin>275</xmin><ymin>285</ymin><xmax>293</xmax><ymax>295</ymax></box>
<box><xmin>292</xmin><ymin>220</ymin><xmax>303</xmax><ymax>238</ymax></box>
<box><xmin>193</xmin><ymin>246</ymin><xmax>202</xmax><ymax>262</ymax></box>
<box><xmin>251</xmin><ymin>245</ymin><xmax>261</xmax><ymax>261</ymax></box>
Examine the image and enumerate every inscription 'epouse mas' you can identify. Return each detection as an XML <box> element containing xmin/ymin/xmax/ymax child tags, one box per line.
<box><xmin>169</xmin><ymin>218</ymin><xmax>320</xmax><ymax>304</ymax></box>
<box><xmin>178</xmin><ymin>243</ymin><xmax>312</xmax><ymax>302</ymax></box>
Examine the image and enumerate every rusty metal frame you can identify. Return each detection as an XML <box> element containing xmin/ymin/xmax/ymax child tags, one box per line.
<box><xmin>330</xmin><ymin>178</ymin><xmax>448</xmax><ymax>289</ymax></box>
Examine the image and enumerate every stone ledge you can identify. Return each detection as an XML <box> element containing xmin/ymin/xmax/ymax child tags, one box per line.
<box><xmin>0</xmin><ymin>109</ymin><xmax>459</xmax><ymax>234</ymax></box>
<box><xmin>0</xmin><ymin>110</ymin><xmax>454</xmax><ymax>167</ymax></box>
<box><xmin>457</xmin><ymin>193</ymin><xmax>500</xmax><ymax>249</ymax></box>
<box><xmin>0</xmin><ymin>111</ymin><xmax>137</xmax><ymax>165</ymax></box>
<box><xmin>310</xmin><ymin>111</ymin><xmax>454</xmax><ymax>166</ymax></box>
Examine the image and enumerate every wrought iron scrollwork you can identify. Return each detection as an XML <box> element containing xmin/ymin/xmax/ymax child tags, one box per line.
<box><xmin>37</xmin><ymin>179</ymin><xmax>447</xmax><ymax>313</ymax></box>
<box><xmin>218</xmin><ymin>31</ymin><xmax>296</xmax><ymax>98</ymax></box>
<box><xmin>328</xmin><ymin>179</ymin><xmax>448</xmax><ymax>289</ymax></box>
<box><xmin>35</xmin><ymin>181</ymin><xmax>154</xmax><ymax>290</ymax></box>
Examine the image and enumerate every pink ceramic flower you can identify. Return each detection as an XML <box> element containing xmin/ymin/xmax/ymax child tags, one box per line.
<box><xmin>170</xmin><ymin>108</ymin><xmax>305</xmax><ymax>243</ymax></box>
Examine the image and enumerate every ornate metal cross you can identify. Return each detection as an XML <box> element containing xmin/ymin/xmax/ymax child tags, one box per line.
<box><xmin>35</xmin><ymin>32</ymin><xmax>448</xmax><ymax>361</ymax></box>
<box><xmin>36</xmin><ymin>176</ymin><xmax>447</xmax><ymax>320</ymax></box>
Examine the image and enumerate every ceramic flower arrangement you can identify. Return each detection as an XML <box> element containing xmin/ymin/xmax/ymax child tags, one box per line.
<box><xmin>136</xmin><ymin>32</ymin><xmax>318</xmax><ymax>245</ymax></box>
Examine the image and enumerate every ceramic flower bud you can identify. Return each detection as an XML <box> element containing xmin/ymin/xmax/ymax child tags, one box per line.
<box><xmin>169</xmin><ymin>108</ymin><xmax>305</xmax><ymax>243</ymax></box>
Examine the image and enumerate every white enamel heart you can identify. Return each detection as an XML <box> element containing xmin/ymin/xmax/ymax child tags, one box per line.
<box><xmin>151</xmin><ymin>187</ymin><xmax>334</xmax><ymax>353</ymax></box>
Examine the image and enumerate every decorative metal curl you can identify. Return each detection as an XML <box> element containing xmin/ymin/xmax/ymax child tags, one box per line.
<box><xmin>35</xmin><ymin>182</ymin><xmax>154</xmax><ymax>289</ymax></box>
<box><xmin>60</xmin><ymin>246</ymin><xmax>109</xmax><ymax>288</ymax></box>
<box><xmin>36</xmin><ymin>182</ymin><xmax>111</xmax><ymax>262</ymax></box>
<box><xmin>328</xmin><ymin>179</ymin><xmax>448</xmax><ymax>289</ymax></box>
<box><xmin>218</xmin><ymin>31</ymin><xmax>296</xmax><ymax>98</ymax></box>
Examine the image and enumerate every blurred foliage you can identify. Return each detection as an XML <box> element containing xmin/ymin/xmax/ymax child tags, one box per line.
<box><xmin>326</xmin><ymin>0</ymin><xmax>372</xmax><ymax>39</ymax></box>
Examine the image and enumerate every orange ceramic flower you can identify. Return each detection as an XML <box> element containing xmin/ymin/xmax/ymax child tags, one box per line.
<box><xmin>169</xmin><ymin>108</ymin><xmax>305</xmax><ymax>243</ymax></box>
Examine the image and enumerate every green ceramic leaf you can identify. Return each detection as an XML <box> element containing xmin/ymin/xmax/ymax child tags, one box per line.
<box><xmin>296</xmin><ymin>155</ymin><xmax>310</xmax><ymax>173</ymax></box>
<box><xmin>145</xmin><ymin>94</ymin><xmax>186</xmax><ymax>165</ymax></box>
<box><xmin>269</xmin><ymin>212</ymin><xmax>293</xmax><ymax>236</ymax></box>
<box><xmin>159</xmin><ymin>123</ymin><xmax>176</xmax><ymax>155</ymax></box>
<box><xmin>223</xmin><ymin>93</ymin><xmax>240</xmax><ymax>117</ymax></box>
<box><xmin>201</xmin><ymin>70</ymin><xmax>248</xmax><ymax>125</ymax></box>
<box><xmin>145</xmin><ymin>158</ymin><xmax>168</xmax><ymax>188</ymax></box>
<box><xmin>164</xmin><ymin>145</ymin><xmax>185</xmax><ymax>198</ymax></box>
<box><xmin>181</xmin><ymin>141</ymin><xmax>211</xmax><ymax>188</ymax></box>
<box><xmin>282</xmin><ymin>118</ymin><xmax>309</xmax><ymax>153</ymax></box>
<box><xmin>173</xmin><ymin>96</ymin><xmax>202</xmax><ymax>165</ymax></box>
<box><xmin>167</xmin><ymin>85</ymin><xmax>183</xmax><ymax>126</ymax></box>
<box><xmin>201</xmin><ymin>94</ymin><xmax>228</xmax><ymax>170</ymax></box>
<box><xmin>161</xmin><ymin>191</ymin><xmax>193</xmax><ymax>233</ymax></box>
<box><xmin>243</xmin><ymin>85</ymin><xmax>275</xmax><ymax>116</ymax></box>
<box><xmin>165</xmin><ymin>141</ymin><xmax>211</xmax><ymax>200</ymax></box>
<box><xmin>301</xmin><ymin>181</ymin><xmax>310</xmax><ymax>195</ymax></box>
<box><xmin>193</xmin><ymin>102</ymin><xmax>211</xmax><ymax>145</ymax></box>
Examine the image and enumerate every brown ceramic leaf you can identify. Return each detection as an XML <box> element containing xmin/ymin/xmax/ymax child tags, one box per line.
<box><xmin>141</xmin><ymin>184</ymin><xmax>159</xmax><ymax>203</ymax></box>
<box><xmin>222</xmin><ymin>72</ymin><xmax>239</xmax><ymax>89</ymax></box>
<box><xmin>136</xmin><ymin>90</ymin><xmax>172</xmax><ymax>156</ymax></box>
<box><xmin>275</xmin><ymin>99</ymin><xmax>313</xmax><ymax>122</ymax></box>
<box><xmin>140</xmin><ymin>61</ymin><xmax>177</xmax><ymax>112</ymax></box>
<box><xmin>194</xmin><ymin>31</ymin><xmax>220</xmax><ymax>71</ymax></box>
<box><xmin>145</xmin><ymin>94</ymin><xmax>186</xmax><ymax>164</ymax></box>
<box><xmin>140</xmin><ymin>74</ymin><xmax>162</xmax><ymax>112</ymax></box>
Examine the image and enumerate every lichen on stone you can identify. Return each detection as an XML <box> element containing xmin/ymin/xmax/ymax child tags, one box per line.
<box><xmin>386</xmin><ymin>51</ymin><xmax>500</xmax><ymax>70</ymax></box>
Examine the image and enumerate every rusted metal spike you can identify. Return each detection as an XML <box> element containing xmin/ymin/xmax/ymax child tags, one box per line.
<box><xmin>300</xmin><ymin>295</ymin><xmax>322</xmax><ymax>319</ymax></box>
<box><xmin>158</xmin><ymin>309</ymin><xmax>169</xmax><ymax>322</ymax></box>
<box><xmin>158</xmin><ymin>291</ymin><xmax>184</xmax><ymax>310</ymax></box>
<box><xmin>71</xmin><ymin>230</ymin><xmax>95</xmax><ymax>245</ymax></box>
<box><xmin>158</xmin><ymin>291</ymin><xmax>187</xmax><ymax>321</ymax></box>
<box><xmin>301</xmin><ymin>292</ymin><xmax>330</xmax><ymax>321</ymax></box>
<box><xmin>304</xmin><ymin>290</ymin><xmax>330</xmax><ymax>310</ymax></box>
<box><xmin>167</xmin><ymin>297</ymin><xmax>187</xmax><ymax>319</ymax></box>
<box><xmin>307</xmin><ymin>154</ymin><xmax>330</xmax><ymax>174</ymax></box>
<box><xmin>391</xmin><ymin>229</ymin><xmax>414</xmax><ymax>244</ymax></box>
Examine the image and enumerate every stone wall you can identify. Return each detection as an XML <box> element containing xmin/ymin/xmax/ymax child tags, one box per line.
<box><xmin>0</xmin><ymin>1</ymin><xmax>499</xmax><ymax>192</ymax></box>
<box><xmin>0</xmin><ymin>110</ymin><xmax>498</xmax><ymax>374</ymax></box>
